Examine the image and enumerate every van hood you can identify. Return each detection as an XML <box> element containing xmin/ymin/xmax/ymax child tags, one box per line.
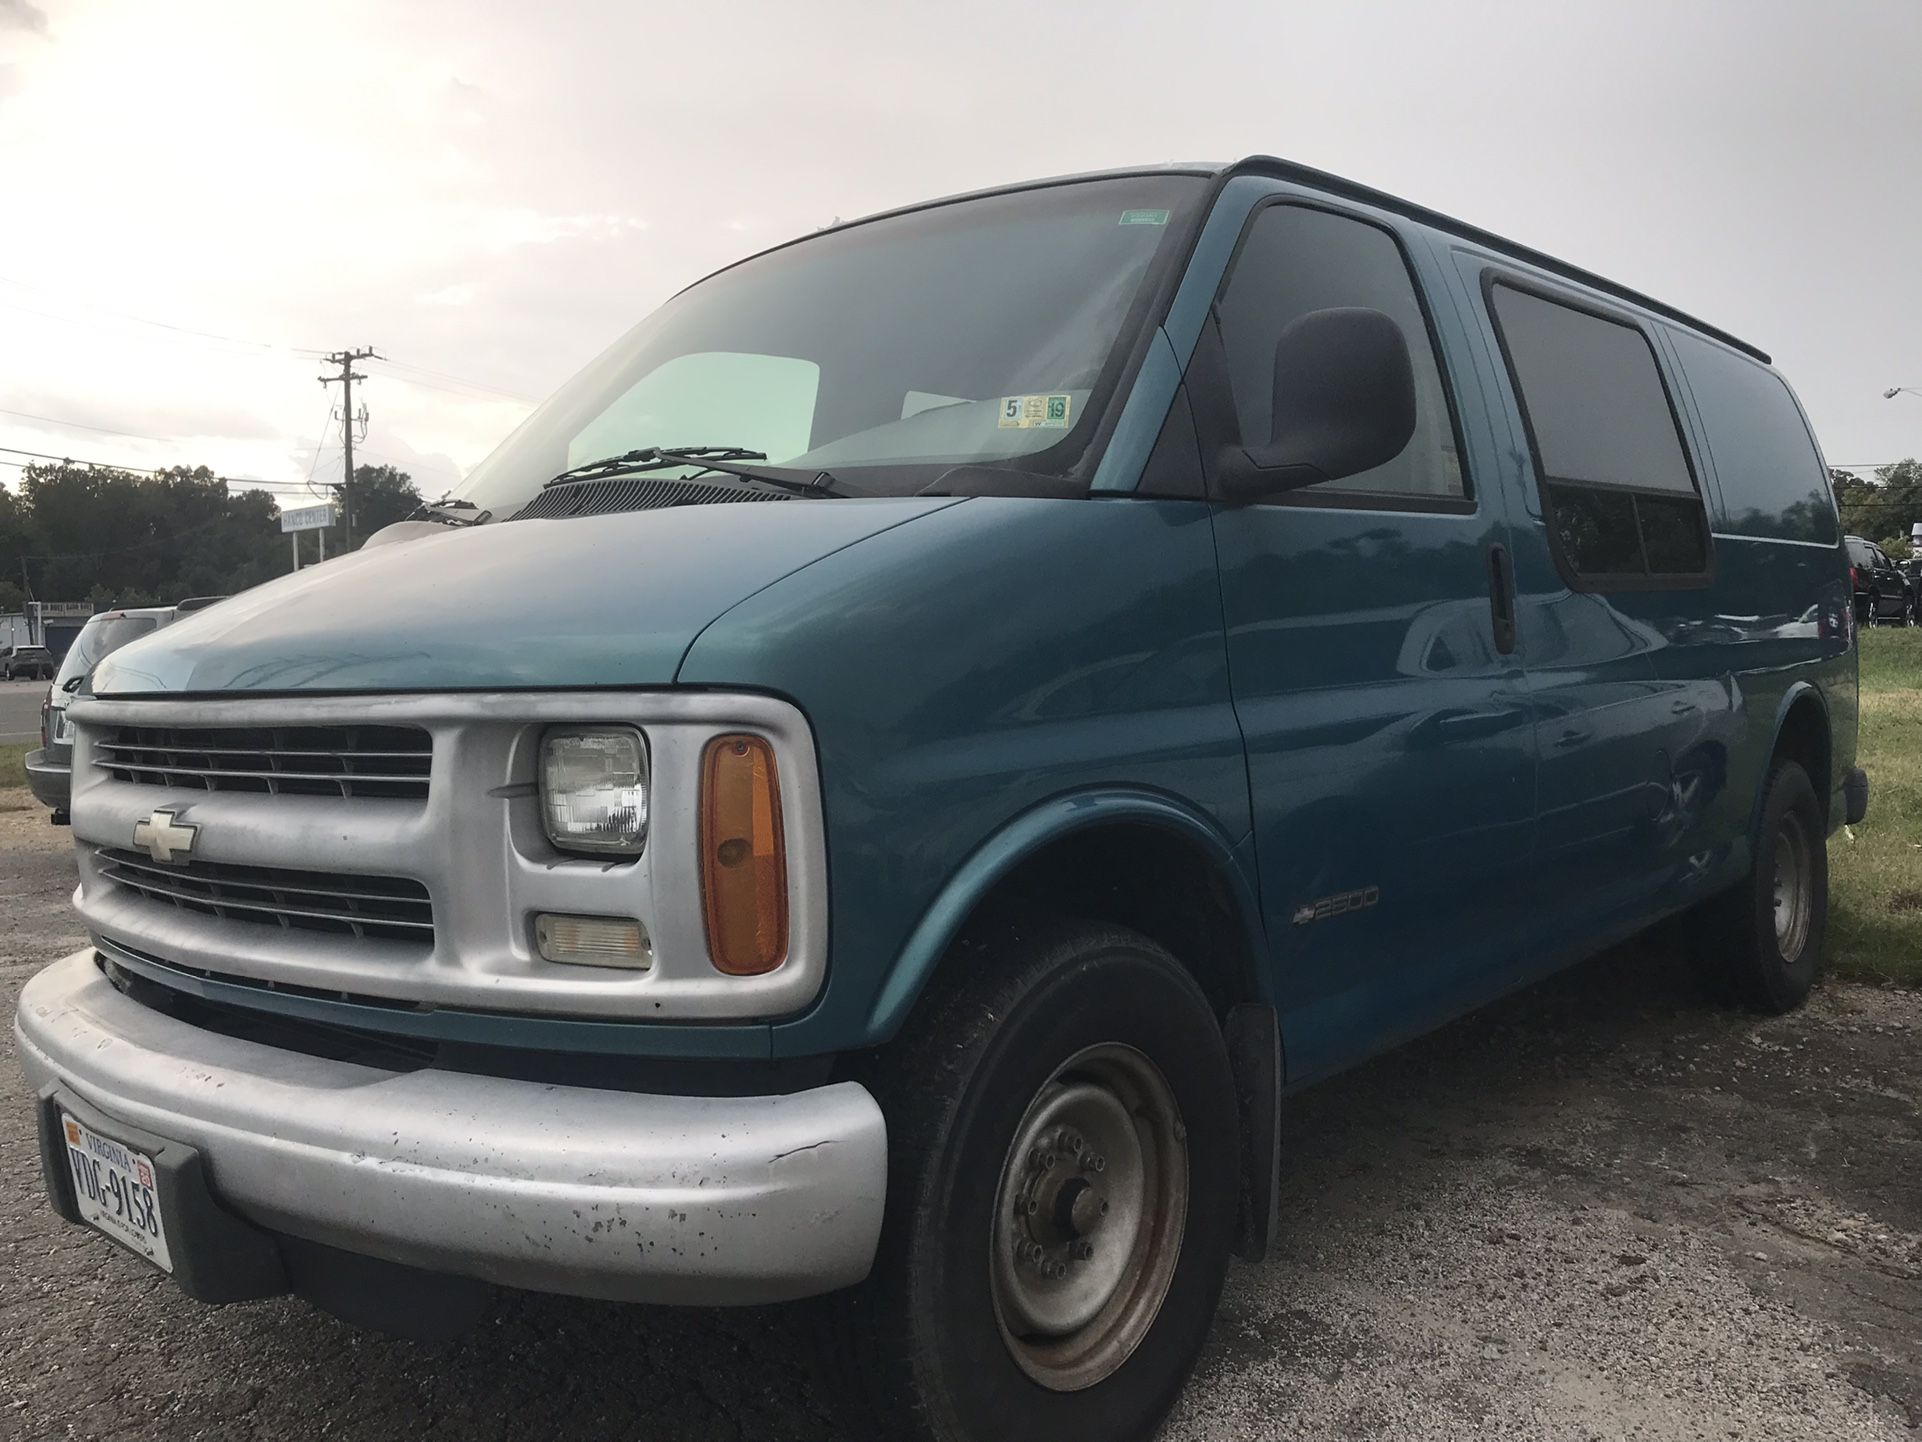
<box><xmin>92</xmin><ymin>498</ymin><xmax>964</xmax><ymax>695</ymax></box>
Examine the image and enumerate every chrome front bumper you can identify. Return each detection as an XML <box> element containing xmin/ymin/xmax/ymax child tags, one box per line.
<box><xmin>15</xmin><ymin>950</ymin><xmax>888</xmax><ymax>1305</ymax></box>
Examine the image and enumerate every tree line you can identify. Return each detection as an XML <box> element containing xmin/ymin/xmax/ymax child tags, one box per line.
<box><xmin>0</xmin><ymin>460</ymin><xmax>422</xmax><ymax>614</ymax></box>
<box><xmin>1830</xmin><ymin>460</ymin><xmax>1920</xmax><ymax>560</ymax></box>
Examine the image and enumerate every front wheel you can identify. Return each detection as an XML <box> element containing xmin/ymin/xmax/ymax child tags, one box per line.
<box><xmin>832</xmin><ymin>922</ymin><xmax>1238</xmax><ymax>1442</ymax></box>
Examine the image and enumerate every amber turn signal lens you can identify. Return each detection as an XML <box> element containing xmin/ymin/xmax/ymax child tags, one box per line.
<box><xmin>700</xmin><ymin>734</ymin><xmax>788</xmax><ymax>975</ymax></box>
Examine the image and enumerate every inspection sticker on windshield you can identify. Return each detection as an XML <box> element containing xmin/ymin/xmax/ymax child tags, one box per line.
<box><xmin>999</xmin><ymin>394</ymin><xmax>1073</xmax><ymax>430</ymax></box>
<box><xmin>1118</xmin><ymin>208</ymin><xmax>1169</xmax><ymax>226</ymax></box>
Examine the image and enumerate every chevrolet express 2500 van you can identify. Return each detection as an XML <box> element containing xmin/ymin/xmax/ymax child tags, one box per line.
<box><xmin>16</xmin><ymin>157</ymin><xmax>1868</xmax><ymax>1442</ymax></box>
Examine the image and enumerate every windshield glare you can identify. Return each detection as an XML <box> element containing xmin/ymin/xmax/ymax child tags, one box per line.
<box><xmin>455</xmin><ymin>175</ymin><xmax>1205</xmax><ymax>516</ymax></box>
<box><xmin>54</xmin><ymin>615</ymin><xmax>158</xmax><ymax>689</ymax></box>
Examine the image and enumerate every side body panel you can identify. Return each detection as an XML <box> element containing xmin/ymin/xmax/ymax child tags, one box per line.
<box><xmin>678</xmin><ymin>495</ymin><xmax>1254</xmax><ymax>1058</ymax></box>
<box><xmin>1438</xmin><ymin>242</ymin><xmax>1854</xmax><ymax>977</ymax></box>
<box><xmin>1654</xmin><ymin>328</ymin><xmax>1856</xmax><ymax>830</ymax></box>
<box><xmin>1441</xmin><ymin>245</ymin><xmax>1697</xmax><ymax>956</ymax></box>
<box><xmin>1186</xmin><ymin>186</ymin><xmax>1539</xmax><ymax>1085</ymax></box>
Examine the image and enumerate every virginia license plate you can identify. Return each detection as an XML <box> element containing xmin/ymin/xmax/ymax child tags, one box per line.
<box><xmin>59</xmin><ymin>1111</ymin><xmax>173</xmax><ymax>1273</ymax></box>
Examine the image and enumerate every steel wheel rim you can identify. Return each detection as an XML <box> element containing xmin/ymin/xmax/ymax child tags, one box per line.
<box><xmin>1773</xmin><ymin>813</ymin><xmax>1812</xmax><ymax>960</ymax></box>
<box><xmin>988</xmin><ymin>1043</ymin><xmax>1187</xmax><ymax>1392</ymax></box>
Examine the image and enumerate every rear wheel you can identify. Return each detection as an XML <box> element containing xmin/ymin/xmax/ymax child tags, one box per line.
<box><xmin>832</xmin><ymin>921</ymin><xmax>1237</xmax><ymax>1442</ymax></box>
<box><xmin>1691</xmin><ymin>760</ymin><xmax>1828</xmax><ymax>1012</ymax></box>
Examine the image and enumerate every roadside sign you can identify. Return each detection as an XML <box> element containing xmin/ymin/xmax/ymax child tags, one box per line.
<box><xmin>281</xmin><ymin>504</ymin><xmax>337</xmax><ymax>534</ymax></box>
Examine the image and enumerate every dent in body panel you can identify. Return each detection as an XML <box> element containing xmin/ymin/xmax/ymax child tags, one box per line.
<box><xmin>677</xmin><ymin>496</ymin><xmax>1250</xmax><ymax>1056</ymax></box>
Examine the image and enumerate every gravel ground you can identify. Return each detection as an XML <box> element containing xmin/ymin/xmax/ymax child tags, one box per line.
<box><xmin>3</xmin><ymin>788</ymin><xmax>1917</xmax><ymax>1440</ymax></box>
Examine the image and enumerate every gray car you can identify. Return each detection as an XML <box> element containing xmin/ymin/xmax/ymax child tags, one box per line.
<box><xmin>26</xmin><ymin>601</ymin><xmax>222</xmax><ymax>819</ymax></box>
<box><xmin>1</xmin><ymin>643</ymin><xmax>55</xmax><ymax>680</ymax></box>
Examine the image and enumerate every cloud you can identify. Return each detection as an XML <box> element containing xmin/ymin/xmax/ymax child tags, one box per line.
<box><xmin>475</xmin><ymin>209</ymin><xmax>649</xmax><ymax>251</ymax></box>
<box><xmin>0</xmin><ymin>0</ymin><xmax>48</xmax><ymax>34</ymax></box>
<box><xmin>415</xmin><ymin>283</ymin><xmax>477</xmax><ymax>308</ymax></box>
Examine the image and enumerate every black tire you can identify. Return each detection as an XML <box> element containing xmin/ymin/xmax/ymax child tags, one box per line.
<box><xmin>831</xmin><ymin>920</ymin><xmax>1237</xmax><ymax>1442</ymax></box>
<box><xmin>1691</xmin><ymin>760</ymin><xmax>1828</xmax><ymax>1012</ymax></box>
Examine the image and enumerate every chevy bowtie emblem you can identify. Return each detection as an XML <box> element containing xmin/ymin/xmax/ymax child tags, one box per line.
<box><xmin>131</xmin><ymin>809</ymin><xmax>198</xmax><ymax>865</ymax></box>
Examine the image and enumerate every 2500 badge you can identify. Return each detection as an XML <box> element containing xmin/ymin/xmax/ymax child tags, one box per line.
<box><xmin>1292</xmin><ymin>886</ymin><xmax>1381</xmax><ymax>926</ymax></box>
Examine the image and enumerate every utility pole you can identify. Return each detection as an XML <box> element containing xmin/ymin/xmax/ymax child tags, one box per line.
<box><xmin>319</xmin><ymin>347</ymin><xmax>379</xmax><ymax>548</ymax></box>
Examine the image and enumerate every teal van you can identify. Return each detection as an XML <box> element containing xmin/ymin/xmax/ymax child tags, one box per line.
<box><xmin>17</xmin><ymin>158</ymin><xmax>1866</xmax><ymax>1441</ymax></box>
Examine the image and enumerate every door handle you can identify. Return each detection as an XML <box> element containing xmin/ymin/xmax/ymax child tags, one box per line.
<box><xmin>1432</xmin><ymin>707</ymin><xmax>1524</xmax><ymax>741</ymax></box>
<box><xmin>1486</xmin><ymin>544</ymin><xmax>1516</xmax><ymax>656</ymax></box>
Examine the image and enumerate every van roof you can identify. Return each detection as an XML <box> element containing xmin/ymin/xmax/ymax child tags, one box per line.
<box><xmin>1220</xmin><ymin>156</ymin><xmax>1768</xmax><ymax>364</ymax></box>
<box><xmin>765</xmin><ymin>157</ymin><xmax>1768</xmax><ymax>366</ymax></box>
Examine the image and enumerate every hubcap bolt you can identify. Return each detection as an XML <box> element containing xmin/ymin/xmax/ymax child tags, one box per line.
<box><xmin>1085</xmin><ymin>1153</ymin><xmax>1107</xmax><ymax>1173</ymax></box>
<box><xmin>1060</xmin><ymin>1129</ymin><xmax>1083</xmax><ymax>1154</ymax></box>
<box><xmin>1069</xmin><ymin>1240</ymin><xmax>1095</xmax><ymax>1261</ymax></box>
<box><xmin>1041</xmin><ymin>1152</ymin><xmax>1057</xmax><ymax>1171</ymax></box>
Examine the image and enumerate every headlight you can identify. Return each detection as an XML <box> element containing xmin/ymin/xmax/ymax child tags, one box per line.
<box><xmin>540</xmin><ymin>726</ymin><xmax>648</xmax><ymax>855</ymax></box>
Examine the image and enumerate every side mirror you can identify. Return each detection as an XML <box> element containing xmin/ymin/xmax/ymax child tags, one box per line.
<box><xmin>1217</xmin><ymin>306</ymin><xmax>1417</xmax><ymax>499</ymax></box>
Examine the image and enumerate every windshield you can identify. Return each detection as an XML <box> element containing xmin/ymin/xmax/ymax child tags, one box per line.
<box><xmin>54</xmin><ymin>614</ymin><xmax>158</xmax><ymax>689</ymax></box>
<box><xmin>454</xmin><ymin>174</ymin><xmax>1207</xmax><ymax>516</ymax></box>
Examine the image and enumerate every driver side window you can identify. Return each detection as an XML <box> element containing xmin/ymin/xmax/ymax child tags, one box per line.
<box><xmin>1214</xmin><ymin>204</ymin><xmax>1465</xmax><ymax>501</ymax></box>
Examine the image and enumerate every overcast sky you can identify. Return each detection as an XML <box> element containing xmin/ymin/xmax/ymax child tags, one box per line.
<box><xmin>1</xmin><ymin>0</ymin><xmax>1919</xmax><ymax>509</ymax></box>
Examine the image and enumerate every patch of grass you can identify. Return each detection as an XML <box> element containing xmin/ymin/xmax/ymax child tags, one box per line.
<box><xmin>0</xmin><ymin>743</ymin><xmax>26</xmax><ymax>790</ymax></box>
<box><xmin>1828</xmin><ymin>629</ymin><xmax>1922</xmax><ymax>986</ymax></box>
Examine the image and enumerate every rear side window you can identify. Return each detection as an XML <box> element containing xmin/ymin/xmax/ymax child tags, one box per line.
<box><xmin>1667</xmin><ymin>332</ymin><xmax>1838</xmax><ymax>545</ymax></box>
<box><xmin>1488</xmin><ymin>282</ymin><xmax>1710</xmax><ymax>585</ymax></box>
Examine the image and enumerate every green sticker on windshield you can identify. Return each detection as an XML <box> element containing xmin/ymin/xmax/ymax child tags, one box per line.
<box><xmin>999</xmin><ymin>394</ymin><xmax>1073</xmax><ymax>430</ymax></box>
<box><xmin>1118</xmin><ymin>208</ymin><xmax>1170</xmax><ymax>226</ymax></box>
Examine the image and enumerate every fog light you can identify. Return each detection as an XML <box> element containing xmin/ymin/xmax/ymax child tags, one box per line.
<box><xmin>534</xmin><ymin>913</ymin><xmax>652</xmax><ymax>969</ymax></box>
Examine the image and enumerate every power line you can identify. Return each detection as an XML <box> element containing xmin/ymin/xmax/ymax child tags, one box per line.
<box><xmin>0</xmin><ymin>274</ymin><xmax>533</xmax><ymax>401</ymax></box>
<box><xmin>0</xmin><ymin>274</ymin><xmax>328</xmax><ymax>357</ymax></box>
<box><xmin>366</xmin><ymin>356</ymin><xmax>536</xmax><ymax>405</ymax></box>
<box><xmin>0</xmin><ymin>446</ymin><xmax>314</xmax><ymax>491</ymax></box>
<box><xmin>0</xmin><ymin>404</ymin><xmax>183</xmax><ymax>443</ymax></box>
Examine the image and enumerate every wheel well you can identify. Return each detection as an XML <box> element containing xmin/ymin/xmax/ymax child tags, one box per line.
<box><xmin>1772</xmin><ymin>693</ymin><xmax>1831</xmax><ymax>810</ymax></box>
<box><xmin>949</xmin><ymin>821</ymin><xmax>1262</xmax><ymax>1019</ymax></box>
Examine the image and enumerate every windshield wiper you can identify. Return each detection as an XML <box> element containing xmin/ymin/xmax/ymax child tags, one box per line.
<box><xmin>543</xmin><ymin>445</ymin><xmax>844</xmax><ymax>497</ymax></box>
<box><xmin>410</xmin><ymin>496</ymin><xmax>491</xmax><ymax>527</ymax></box>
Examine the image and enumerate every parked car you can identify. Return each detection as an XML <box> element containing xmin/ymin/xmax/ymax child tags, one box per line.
<box><xmin>16</xmin><ymin>159</ymin><xmax>1867</xmax><ymax>1442</ymax></box>
<box><xmin>1846</xmin><ymin>535</ymin><xmax>1911</xmax><ymax>626</ymax></box>
<box><xmin>1</xmin><ymin>642</ymin><xmax>54</xmax><ymax>680</ymax></box>
<box><xmin>24</xmin><ymin>601</ymin><xmax>223</xmax><ymax>821</ymax></box>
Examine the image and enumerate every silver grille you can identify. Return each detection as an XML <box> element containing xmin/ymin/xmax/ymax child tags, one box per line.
<box><xmin>95</xmin><ymin>847</ymin><xmax>433</xmax><ymax>945</ymax></box>
<box><xmin>95</xmin><ymin>723</ymin><xmax>432</xmax><ymax>800</ymax></box>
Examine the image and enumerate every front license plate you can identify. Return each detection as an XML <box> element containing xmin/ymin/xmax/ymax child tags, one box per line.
<box><xmin>59</xmin><ymin>1112</ymin><xmax>173</xmax><ymax>1273</ymax></box>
